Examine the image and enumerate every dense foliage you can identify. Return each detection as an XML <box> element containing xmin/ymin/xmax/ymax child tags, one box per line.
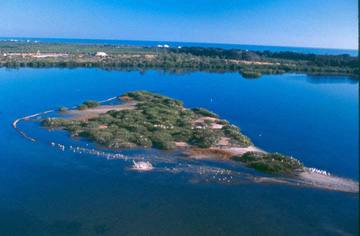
<box><xmin>232</xmin><ymin>151</ymin><xmax>304</xmax><ymax>174</ymax></box>
<box><xmin>42</xmin><ymin>91</ymin><xmax>253</xmax><ymax>150</ymax></box>
<box><xmin>1</xmin><ymin>42</ymin><xmax>357</xmax><ymax>77</ymax></box>
<box><xmin>191</xmin><ymin>108</ymin><xmax>219</xmax><ymax>118</ymax></box>
<box><xmin>77</xmin><ymin>104</ymin><xmax>88</xmax><ymax>110</ymax></box>
<box><xmin>170</xmin><ymin>47</ymin><xmax>358</xmax><ymax>68</ymax></box>
<box><xmin>83</xmin><ymin>100</ymin><xmax>100</xmax><ymax>108</ymax></box>
<box><xmin>241</xmin><ymin>71</ymin><xmax>262</xmax><ymax>78</ymax></box>
<box><xmin>76</xmin><ymin>100</ymin><xmax>99</xmax><ymax>110</ymax></box>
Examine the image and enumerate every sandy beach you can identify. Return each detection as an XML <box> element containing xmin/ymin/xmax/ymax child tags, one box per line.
<box><xmin>63</xmin><ymin>103</ymin><xmax>137</xmax><ymax>120</ymax></box>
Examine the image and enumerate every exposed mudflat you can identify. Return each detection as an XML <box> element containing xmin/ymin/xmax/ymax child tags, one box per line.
<box><xmin>297</xmin><ymin>171</ymin><xmax>359</xmax><ymax>193</ymax></box>
<box><xmin>63</xmin><ymin>103</ymin><xmax>137</xmax><ymax>120</ymax></box>
<box><xmin>222</xmin><ymin>146</ymin><xmax>267</xmax><ymax>155</ymax></box>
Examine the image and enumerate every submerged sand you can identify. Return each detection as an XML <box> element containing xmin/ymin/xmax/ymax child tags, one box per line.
<box><xmin>183</xmin><ymin>146</ymin><xmax>358</xmax><ymax>193</ymax></box>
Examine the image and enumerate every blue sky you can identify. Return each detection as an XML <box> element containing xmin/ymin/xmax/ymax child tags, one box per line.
<box><xmin>1</xmin><ymin>0</ymin><xmax>358</xmax><ymax>49</ymax></box>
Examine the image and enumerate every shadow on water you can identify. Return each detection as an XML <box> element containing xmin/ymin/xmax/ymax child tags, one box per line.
<box><xmin>306</xmin><ymin>75</ymin><xmax>359</xmax><ymax>84</ymax></box>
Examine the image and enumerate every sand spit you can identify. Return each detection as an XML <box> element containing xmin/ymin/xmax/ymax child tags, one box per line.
<box><xmin>225</xmin><ymin>147</ymin><xmax>358</xmax><ymax>193</ymax></box>
<box><xmin>183</xmin><ymin>146</ymin><xmax>358</xmax><ymax>193</ymax></box>
<box><xmin>297</xmin><ymin>171</ymin><xmax>359</xmax><ymax>193</ymax></box>
<box><xmin>63</xmin><ymin>103</ymin><xmax>137</xmax><ymax>120</ymax></box>
<box><xmin>222</xmin><ymin>146</ymin><xmax>266</xmax><ymax>155</ymax></box>
<box><xmin>13</xmin><ymin>96</ymin><xmax>122</xmax><ymax>141</ymax></box>
<box><xmin>98</xmin><ymin>96</ymin><xmax>118</xmax><ymax>103</ymax></box>
<box><xmin>13</xmin><ymin>109</ymin><xmax>55</xmax><ymax>142</ymax></box>
<box><xmin>252</xmin><ymin>172</ymin><xmax>359</xmax><ymax>193</ymax></box>
<box><xmin>174</xmin><ymin>162</ymin><xmax>359</xmax><ymax>193</ymax></box>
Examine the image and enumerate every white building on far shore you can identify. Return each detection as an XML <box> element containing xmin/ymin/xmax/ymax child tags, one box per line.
<box><xmin>95</xmin><ymin>52</ymin><xmax>107</xmax><ymax>57</ymax></box>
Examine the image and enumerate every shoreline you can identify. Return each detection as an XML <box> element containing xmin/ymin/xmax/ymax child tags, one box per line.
<box><xmin>1</xmin><ymin>41</ymin><xmax>357</xmax><ymax>78</ymax></box>
<box><xmin>12</xmin><ymin>97</ymin><xmax>119</xmax><ymax>142</ymax></box>
<box><xmin>12</xmin><ymin>109</ymin><xmax>55</xmax><ymax>142</ymax></box>
<box><xmin>12</xmin><ymin>96</ymin><xmax>359</xmax><ymax>193</ymax></box>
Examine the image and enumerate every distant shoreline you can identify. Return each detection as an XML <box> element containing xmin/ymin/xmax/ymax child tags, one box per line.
<box><xmin>1</xmin><ymin>37</ymin><xmax>357</xmax><ymax>56</ymax></box>
<box><xmin>0</xmin><ymin>41</ymin><xmax>357</xmax><ymax>78</ymax></box>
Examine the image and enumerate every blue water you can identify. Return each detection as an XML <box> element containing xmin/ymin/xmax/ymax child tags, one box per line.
<box><xmin>0</xmin><ymin>68</ymin><xmax>358</xmax><ymax>235</ymax></box>
<box><xmin>0</xmin><ymin>37</ymin><xmax>358</xmax><ymax>56</ymax></box>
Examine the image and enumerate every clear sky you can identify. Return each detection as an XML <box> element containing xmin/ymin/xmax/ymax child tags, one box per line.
<box><xmin>1</xmin><ymin>0</ymin><xmax>358</xmax><ymax>49</ymax></box>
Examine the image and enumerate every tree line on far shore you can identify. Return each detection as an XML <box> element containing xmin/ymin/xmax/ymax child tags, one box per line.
<box><xmin>0</xmin><ymin>42</ymin><xmax>358</xmax><ymax>78</ymax></box>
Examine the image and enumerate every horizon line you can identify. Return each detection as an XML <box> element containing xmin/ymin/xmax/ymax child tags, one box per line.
<box><xmin>0</xmin><ymin>36</ymin><xmax>358</xmax><ymax>51</ymax></box>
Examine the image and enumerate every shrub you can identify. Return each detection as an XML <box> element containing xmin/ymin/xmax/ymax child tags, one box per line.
<box><xmin>90</xmin><ymin>131</ymin><xmax>113</xmax><ymax>144</ymax></box>
<box><xmin>204</xmin><ymin>119</ymin><xmax>214</xmax><ymax>125</ymax></box>
<box><xmin>217</xmin><ymin>120</ymin><xmax>229</xmax><ymax>125</ymax></box>
<box><xmin>121</xmin><ymin>90</ymin><xmax>154</xmax><ymax>101</ymax></box>
<box><xmin>122</xmin><ymin>91</ymin><xmax>184</xmax><ymax>106</ymax></box>
<box><xmin>241</xmin><ymin>71</ymin><xmax>262</xmax><ymax>79</ymax></box>
<box><xmin>172</xmin><ymin>129</ymin><xmax>193</xmax><ymax>142</ymax></box>
<box><xmin>83</xmin><ymin>100</ymin><xmax>100</xmax><ymax>108</ymax></box>
<box><xmin>108</xmin><ymin>138</ymin><xmax>136</xmax><ymax>149</ymax></box>
<box><xmin>192</xmin><ymin>128</ymin><xmax>223</xmax><ymax>148</ymax></box>
<box><xmin>42</xmin><ymin>118</ymin><xmax>68</xmax><ymax>127</ymax></box>
<box><xmin>191</xmin><ymin>107</ymin><xmax>219</xmax><ymax>118</ymax></box>
<box><xmin>132</xmin><ymin>133</ymin><xmax>153</xmax><ymax>147</ymax></box>
<box><xmin>77</xmin><ymin>104</ymin><xmax>88</xmax><ymax>110</ymax></box>
<box><xmin>222</xmin><ymin>125</ymin><xmax>253</xmax><ymax>147</ymax></box>
<box><xmin>229</xmin><ymin>134</ymin><xmax>253</xmax><ymax>147</ymax></box>
<box><xmin>233</xmin><ymin>151</ymin><xmax>304</xmax><ymax>174</ymax></box>
<box><xmin>151</xmin><ymin>131</ymin><xmax>176</xmax><ymax>150</ymax></box>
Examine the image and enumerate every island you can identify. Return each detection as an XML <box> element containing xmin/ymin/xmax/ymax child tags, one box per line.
<box><xmin>42</xmin><ymin>90</ymin><xmax>304</xmax><ymax>174</ymax></box>
<box><xmin>0</xmin><ymin>41</ymin><xmax>358</xmax><ymax>78</ymax></box>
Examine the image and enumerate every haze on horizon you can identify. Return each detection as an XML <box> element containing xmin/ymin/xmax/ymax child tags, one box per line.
<box><xmin>1</xmin><ymin>0</ymin><xmax>358</xmax><ymax>50</ymax></box>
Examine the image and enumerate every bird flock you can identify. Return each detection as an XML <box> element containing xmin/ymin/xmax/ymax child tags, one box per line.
<box><xmin>50</xmin><ymin>142</ymin><xmax>126</xmax><ymax>160</ymax></box>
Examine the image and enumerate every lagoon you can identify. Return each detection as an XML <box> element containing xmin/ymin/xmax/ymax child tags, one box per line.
<box><xmin>0</xmin><ymin>68</ymin><xmax>358</xmax><ymax>235</ymax></box>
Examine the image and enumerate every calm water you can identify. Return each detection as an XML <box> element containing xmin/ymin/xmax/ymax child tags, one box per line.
<box><xmin>1</xmin><ymin>37</ymin><xmax>358</xmax><ymax>56</ymax></box>
<box><xmin>0</xmin><ymin>68</ymin><xmax>358</xmax><ymax>235</ymax></box>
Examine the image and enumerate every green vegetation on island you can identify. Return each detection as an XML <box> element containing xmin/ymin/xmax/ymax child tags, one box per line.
<box><xmin>241</xmin><ymin>71</ymin><xmax>263</xmax><ymax>79</ymax></box>
<box><xmin>0</xmin><ymin>41</ymin><xmax>357</xmax><ymax>78</ymax></box>
<box><xmin>76</xmin><ymin>100</ymin><xmax>100</xmax><ymax>110</ymax></box>
<box><xmin>232</xmin><ymin>151</ymin><xmax>304</xmax><ymax>174</ymax></box>
<box><xmin>83</xmin><ymin>100</ymin><xmax>100</xmax><ymax>108</ymax></box>
<box><xmin>42</xmin><ymin>91</ymin><xmax>305</xmax><ymax>174</ymax></box>
<box><xmin>42</xmin><ymin>91</ymin><xmax>252</xmax><ymax>150</ymax></box>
